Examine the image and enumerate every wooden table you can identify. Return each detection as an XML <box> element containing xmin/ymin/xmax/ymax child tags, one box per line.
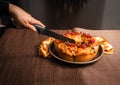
<box><xmin>0</xmin><ymin>28</ymin><xmax>120</xmax><ymax>85</ymax></box>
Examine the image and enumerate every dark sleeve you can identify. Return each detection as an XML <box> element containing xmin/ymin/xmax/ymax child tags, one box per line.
<box><xmin>0</xmin><ymin>1</ymin><xmax>9</xmax><ymax>16</ymax></box>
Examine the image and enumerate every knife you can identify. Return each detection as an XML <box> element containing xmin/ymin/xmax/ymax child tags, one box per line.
<box><xmin>33</xmin><ymin>24</ymin><xmax>75</xmax><ymax>43</ymax></box>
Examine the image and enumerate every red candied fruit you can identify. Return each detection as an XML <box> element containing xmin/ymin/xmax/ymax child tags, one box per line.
<box><xmin>71</xmin><ymin>32</ymin><xmax>77</xmax><ymax>35</ymax></box>
<box><xmin>89</xmin><ymin>39</ymin><xmax>95</xmax><ymax>44</ymax></box>
<box><xmin>69</xmin><ymin>43</ymin><xmax>75</xmax><ymax>47</ymax></box>
<box><xmin>85</xmin><ymin>33</ymin><xmax>92</xmax><ymax>38</ymax></box>
<box><xmin>63</xmin><ymin>32</ymin><xmax>68</xmax><ymax>36</ymax></box>
<box><xmin>81</xmin><ymin>44</ymin><xmax>86</xmax><ymax>49</ymax></box>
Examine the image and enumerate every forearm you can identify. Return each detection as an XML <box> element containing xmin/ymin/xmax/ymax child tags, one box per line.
<box><xmin>9</xmin><ymin>3</ymin><xmax>31</xmax><ymax>18</ymax></box>
<box><xmin>0</xmin><ymin>1</ymin><xmax>10</xmax><ymax>16</ymax></box>
<box><xmin>1</xmin><ymin>1</ymin><xmax>45</xmax><ymax>31</ymax></box>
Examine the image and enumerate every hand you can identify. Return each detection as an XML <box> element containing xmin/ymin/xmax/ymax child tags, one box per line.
<box><xmin>9</xmin><ymin>3</ymin><xmax>45</xmax><ymax>31</ymax></box>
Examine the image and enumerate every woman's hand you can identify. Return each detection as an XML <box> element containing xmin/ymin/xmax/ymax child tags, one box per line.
<box><xmin>9</xmin><ymin>3</ymin><xmax>45</xmax><ymax>31</ymax></box>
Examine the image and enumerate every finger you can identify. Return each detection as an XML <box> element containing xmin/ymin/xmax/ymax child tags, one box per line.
<box><xmin>22</xmin><ymin>21</ymin><xmax>37</xmax><ymax>31</ymax></box>
<box><xmin>30</xmin><ymin>18</ymin><xmax>45</xmax><ymax>28</ymax></box>
<box><xmin>37</xmin><ymin>21</ymin><xmax>46</xmax><ymax>27</ymax></box>
<box><xmin>27</xmin><ymin>24</ymin><xmax>37</xmax><ymax>31</ymax></box>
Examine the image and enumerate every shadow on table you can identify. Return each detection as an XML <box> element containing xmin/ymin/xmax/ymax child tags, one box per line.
<box><xmin>49</xmin><ymin>57</ymin><xmax>96</xmax><ymax>68</ymax></box>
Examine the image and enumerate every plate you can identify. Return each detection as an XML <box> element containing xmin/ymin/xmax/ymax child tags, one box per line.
<box><xmin>49</xmin><ymin>42</ymin><xmax>104</xmax><ymax>64</ymax></box>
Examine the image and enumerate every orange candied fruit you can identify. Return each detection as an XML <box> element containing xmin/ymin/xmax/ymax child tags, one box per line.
<box><xmin>56</xmin><ymin>40</ymin><xmax>62</xmax><ymax>43</ymax></box>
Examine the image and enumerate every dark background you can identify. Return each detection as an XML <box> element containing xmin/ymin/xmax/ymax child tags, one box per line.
<box><xmin>1</xmin><ymin>0</ymin><xmax>120</xmax><ymax>30</ymax></box>
<box><xmin>19</xmin><ymin>0</ymin><xmax>120</xmax><ymax>30</ymax></box>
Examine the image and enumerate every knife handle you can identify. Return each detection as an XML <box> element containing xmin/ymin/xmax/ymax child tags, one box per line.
<box><xmin>33</xmin><ymin>24</ymin><xmax>45</xmax><ymax>34</ymax></box>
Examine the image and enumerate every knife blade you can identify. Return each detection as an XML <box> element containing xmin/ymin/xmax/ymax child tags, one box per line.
<box><xmin>33</xmin><ymin>24</ymin><xmax>75</xmax><ymax>43</ymax></box>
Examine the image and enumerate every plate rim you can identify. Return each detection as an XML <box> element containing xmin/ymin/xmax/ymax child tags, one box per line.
<box><xmin>49</xmin><ymin>42</ymin><xmax>104</xmax><ymax>64</ymax></box>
